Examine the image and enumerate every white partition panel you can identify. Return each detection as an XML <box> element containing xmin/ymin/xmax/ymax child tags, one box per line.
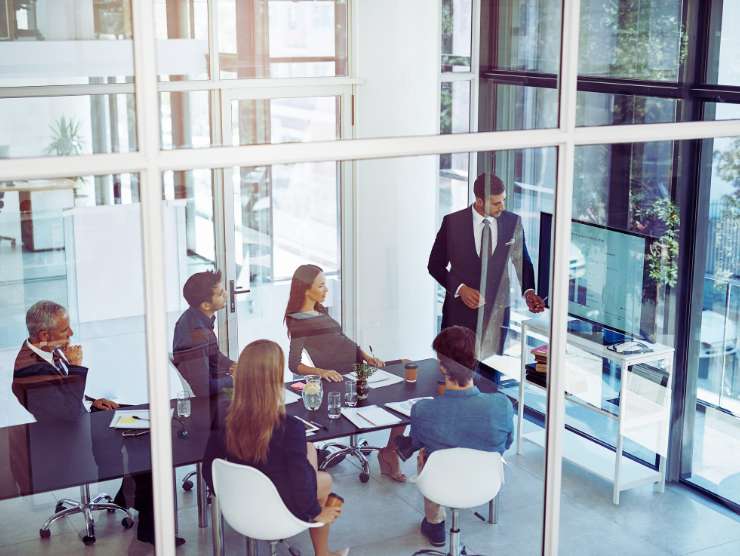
<box><xmin>354</xmin><ymin>0</ymin><xmax>440</xmax><ymax>359</ymax></box>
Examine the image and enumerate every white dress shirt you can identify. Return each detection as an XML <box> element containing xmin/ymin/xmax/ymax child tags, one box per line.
<box><xmin>26</xmin><ymin>340</ymin><xmax>69</xmax><ymax>375</ymax></box>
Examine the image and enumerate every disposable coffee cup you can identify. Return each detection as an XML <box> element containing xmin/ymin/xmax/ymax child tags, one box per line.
<box><xmin>326</xmin><ymin>492</ymin><xmax>344</xmax><ymax>509</ymax></box>
<box><xmin>404</xmin><ymin>363</ymin><xmax>418</xmax><ymax>383</ymax></box>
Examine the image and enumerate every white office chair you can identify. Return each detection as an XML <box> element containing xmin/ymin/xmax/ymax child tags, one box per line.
<box><xmin>211</xmin><ymin>458</ymin><xmax>324</xmax><ymax>556</ymax></box>
<box><xmin>411</xmin><ymin>448</ymin><xmax>504</xmax><ymax>556</ymax></box>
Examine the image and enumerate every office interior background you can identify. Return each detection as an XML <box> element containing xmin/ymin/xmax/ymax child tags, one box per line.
<box><xmin>0</xmin><ymin>0</ymin><xmax>739</xmax><ymax>554</ymax></box>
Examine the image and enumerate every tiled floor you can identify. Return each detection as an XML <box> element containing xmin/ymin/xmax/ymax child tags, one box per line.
<box><xmin>1</xmin><ymin>432</ymin><xmax>738</xmax><ymax>556</ymax></box>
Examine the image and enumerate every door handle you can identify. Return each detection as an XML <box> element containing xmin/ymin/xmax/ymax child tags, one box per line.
<box><xmin>229</xmin><ymin>279</ymin><xmax>250</xmax><ymax>313</ymax></box>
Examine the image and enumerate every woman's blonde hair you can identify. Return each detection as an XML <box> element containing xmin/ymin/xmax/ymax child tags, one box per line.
<box><xmin>225</xmin><ymin>339</ymin><xmax>286</xmax><ymax>464</ymax></box>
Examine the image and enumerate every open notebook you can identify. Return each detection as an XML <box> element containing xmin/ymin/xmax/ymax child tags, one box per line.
<box><xmin>341</xmin><ymin>405</ymin><xmax>402</xmax><ymax>429</ymax></box>
<box><xmin>385</xmin><ymin>397</ymin><xmax>433</xmax><ymax>417</ymax></box>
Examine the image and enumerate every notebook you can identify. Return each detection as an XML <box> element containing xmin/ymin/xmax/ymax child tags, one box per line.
<box><xmin>345</xmin><ymin>369</ymin><xmax>404</xmax><ymax>388</ymax></box>
<box><xmin>341</xmin><ymin>405</ymin><xmax>402</xmax><ymax>429</ymax></box>
<box><xmin>109</xmin><ymin>409</ymin><xmax>173</xmax><ymax>429</ymax></box>
<box><xmin>385</xmin><ymin>397</ymin><xmax>433</xmax><ymax>417</ymax></box>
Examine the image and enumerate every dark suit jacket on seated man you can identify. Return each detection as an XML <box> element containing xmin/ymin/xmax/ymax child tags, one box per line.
<box><xmin>428</xmin><ymin>173</ymin><xmax>545</xmax><ymax>358</ymax></box>
<box><xmin>397</xmin><ymin>326</ymin><xmax>514</xmax><ymax>548</ymax></box>
<box><xmin>172</xmin><ymin>269</ymin><xmax>234</xmax><ymax>397</ymax></box>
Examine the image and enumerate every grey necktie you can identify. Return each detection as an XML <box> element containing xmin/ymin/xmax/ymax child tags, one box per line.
<box><xmin>476</xmin><ymin>220</ymin><xmax>492</xmax><ymax>354</ymax></box>
<box><xmin>481</xmin><ymin>219</ymin><xmax>492</xmax><ymax>258</ymax></box>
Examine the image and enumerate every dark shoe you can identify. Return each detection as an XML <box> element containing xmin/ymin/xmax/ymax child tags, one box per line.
<box><xmin>318</xmin><ymin>447</ymin><xmax>346</xmax><ymax>469</ymax></box>
<box><xmin>393</xmin><ymin>434</ymin><xmax>416</xmax><ymax>462</ymax></box>
<box><xmin>420</xmin><ymin>518</ymin><xmax>446</xmax><ymax>547</ymax></box>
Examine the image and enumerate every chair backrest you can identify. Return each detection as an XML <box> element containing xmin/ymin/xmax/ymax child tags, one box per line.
<box><xmin>211</xmin><ymin>458</ymin><xmax>323</xmax><ymax>541</ymax></box>
<box><xmin>415</xmin><ymin>448</ymin><xmax>504</xmax><ymax>509</ymax></box>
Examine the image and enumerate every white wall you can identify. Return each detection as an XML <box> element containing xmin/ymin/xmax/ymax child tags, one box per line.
<box><xmin>353</xmin><ymin>0</ymin><xmax>440</xmax><ymax>360</ymax></box>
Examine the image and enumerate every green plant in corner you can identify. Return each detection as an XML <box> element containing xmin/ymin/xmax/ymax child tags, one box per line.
<box><xmin>636</xmin><ymin>197</ymin><xmax>680</xmax><ymax>288</ymax></box>
<box><xmin>46</xmin><ymin>116</ymin><xmax>84</xmax><ymax>157</ymax></box>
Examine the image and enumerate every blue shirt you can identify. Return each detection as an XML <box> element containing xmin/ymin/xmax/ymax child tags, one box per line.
<box><xmin>172</xmin><ymin>306</ymin><xmax>233</xmax><ymax>396</ymax></box>
<box><xmin>410</xmin><ymin>386</ymin><xmax>513</xmax><ymax>455</ymax></box>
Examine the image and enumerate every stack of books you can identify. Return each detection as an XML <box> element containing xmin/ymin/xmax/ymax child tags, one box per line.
<box><xmin>531</xmin><ymin>344</ymin><xmax>549</xmax><ymax>373</ymax></box>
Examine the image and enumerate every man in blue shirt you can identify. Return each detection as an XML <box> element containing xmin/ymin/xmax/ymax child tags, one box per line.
<box><xmin>172</xmin><ymin>270</ymin><xmax>234</xmax><ymax>397</ymax></box>
<box><xmin>402</xmin><ymin>325</ymin><xmax>513</xmax><ymax>547</ymax></box>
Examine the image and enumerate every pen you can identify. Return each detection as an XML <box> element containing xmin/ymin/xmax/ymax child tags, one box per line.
<box><xmin>308</xmin><ymin>419</ymin><xmax>328</xmax><ymax>431</ymax></box>
<box><xmin>356</xmin><ymin>411</ymin><xmax>376</xmax><ymax>427</ymax></box>
<box><xmin>132</xmin><ymin>416</ymin><xmax>150</xmax><ymax>421</ymax></box>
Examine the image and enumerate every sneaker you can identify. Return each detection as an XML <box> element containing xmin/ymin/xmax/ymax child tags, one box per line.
<box><xmin>420</xmin><ymin>518</ymin><xmax>446</xmax><ymax>547</ymax></box>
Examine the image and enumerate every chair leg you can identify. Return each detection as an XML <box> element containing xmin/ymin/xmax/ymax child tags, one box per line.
<box><xmin>270</xmin><ymin>540</ymin><xmax>279</xmax><ymax>556</ymax></box>
<box><xmin>246</xmin><ymin>537</ymin><xmax>259</xmax><ymax>556</ymax></box>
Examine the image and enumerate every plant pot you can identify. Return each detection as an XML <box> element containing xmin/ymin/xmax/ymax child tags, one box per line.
<box><xmin>356</xmin><ymin>378</ymin><xmax>370</xmax><ymax>401</ymax></box>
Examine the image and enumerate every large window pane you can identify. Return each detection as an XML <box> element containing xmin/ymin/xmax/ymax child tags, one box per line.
<box><xmin>578</xmin><ymin>0</ymin><xmax>684</xmax><ymax>82</ymax></box>
<box><xmin>218</xmin><ymin>0</ymin><xmax>348</xmax><ymax>79</ymax></box>
<box><xmin>155</xmin><ymin>0</ymin><xmax>210</xmax><ymax>81</ymax></box>
<box><xmin>441</xmin><ymin>0</ymin><xmax>473</xmax><ymax>72</ymax></box>
<box><xmin>0</xmin><ymin>94</ymin><xmax>136</xmax><ymax>159</ymax></box>
<box><xmin>0</xmin><ymin>1</ymin><xmax>134</xmax><ymax>87</ymax></box>
<box><xmin>706</xmin><ymin>0</ymin><xmax>740</xmax><ymax>86</ymax></box>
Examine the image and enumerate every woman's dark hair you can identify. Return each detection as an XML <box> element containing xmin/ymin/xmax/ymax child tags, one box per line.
<box><xmin>432</xmin><ymin>325</ymin><xmax>476</xmax><ymax>386</ymax></box>
<box><xmin>284</xmin><ymin>264</ymin><xmax>325</xmax><ymax>334</ymax></box>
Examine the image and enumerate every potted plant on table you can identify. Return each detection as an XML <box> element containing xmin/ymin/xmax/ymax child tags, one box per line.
<box><xmin>352</xmin><ymin>362</ymin><xmax>376</xmax><ymax>401</ymax></box>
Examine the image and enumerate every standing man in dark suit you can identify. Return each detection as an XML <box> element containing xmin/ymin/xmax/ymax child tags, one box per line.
<box><xmin>428</xmin><ymin>174</ymin><xmax>545</xmax><ymax>360</ymax></box>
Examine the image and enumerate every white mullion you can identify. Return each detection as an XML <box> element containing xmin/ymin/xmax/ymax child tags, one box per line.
<box><xmin>0</xmin><ymin>83</ymin><xmax>135</xmax><ymax>98</ymax></box>
<box><xmin>157</xmin><ymin>76</ymin><xmax>361</xmax><ymax>93</ymax></box>
<box><xmin>132</xmin><ymin>0</ymin><xmax>176</xmax><ymax>553</ymax></box>
<box><xmin>208</xmin><ymin>0</ymin><xmax>220</xmax><ymax>80</ymax></box>
<box><xmin>468</xmin><ymin>0</ymin><xmax>482</xmax><ymax>192</ymax></box>
<box><xmin>0</xmin><ymin>152</ymin><xmax>146</xmax><ymax>181</ymax></box>
<box><xmin>574</xmin><ymin>119</ymin><xmax>740</xmax><ymax>145</ymax></box>
<box><xmin>543</xmin><ymin>1</ymin><xmax>581</xmax><ymax>555</ymax></box>
<box><xmin>440</xmin><ymin>72</ymin><xmax>476</xmax><ymax>82</ymax></box>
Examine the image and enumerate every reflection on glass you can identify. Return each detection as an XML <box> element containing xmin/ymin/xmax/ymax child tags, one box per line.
<box><xmin>441</xmin><ymin>0</ymin><xmax>473</xmax><ymax>72</ymax></box>
<box><xmin>230</xmin><ymin>97</ymin><xmax>338</xmax><ymax>146</ymax></box>
<box><xmin>154</xmin><ymin>0</ymin><xmax>210</xmax><ymax>80</ymax></box>
<box><xmin>440</xmin><ymin>81</ymin><xmax>471</xmax><ymax>135</ymax></box>
<box><xmin>0</xmin><ymin>0</ymin><xmax>133</xmax><ymax>86</ymax></box>
<box><xmin>0</xmin><ymin>94</ymin><xmax>136</xmax><ymax>159</ymax></box>
<box><xmin>578</xmin><ymin>0</ymin><xmax>684</xmax><ymax>81</ymax></box>
<box><xmin>706</xmin><ymin>0</ymin><xmax>740</xmax><ymax>86</ymax></box>
<box><xmin>481</xmin><ymin>0</ymin><xmax>561</xmax><ymax>74</ymax></box>
<box><xmin>478</xmin><ymin>82</ymin><xmax>558</xmax><ymax>131</ymax></box>
<box><xmin>577</xmin><ymin>91</ymin><xmax>679</xmax><ymax>127</ymax></box>
<box><xmin>161</xmin><ymin>91</ymin><xmax>212</xmax><ymax>150</ymax></box>
<box><xmin>218</xmin><ymin>0</ymin><xmax>348</xmax><ymax>79</ymax></box>
<box><xmin>686</xmin><ymin>135</ymin><xmax>740</xmax><ymax>507</ymax></box>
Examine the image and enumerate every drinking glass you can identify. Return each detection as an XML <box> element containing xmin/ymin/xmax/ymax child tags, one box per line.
<box><xmin>344</xmin><ymin>379</ymin><xmax>358</xmax><ymax>407</ymax></box>
<box><xmin>176</xmin><ymin>391</ymin><xmax>191</xmax><ymax>418</ymax></box>
<box><xmin>327</xmin><ymin>392</ymin><xmax>342</xmax><ymax>419</ymax></box>
<box><xmin>302</xmin><ymin>375</ymin><xmax>323</xmax><ymax>411</ymax></box>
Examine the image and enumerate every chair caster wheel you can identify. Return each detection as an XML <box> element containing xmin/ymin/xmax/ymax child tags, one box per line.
<box><xmin>82</xmin><ymin>535</ymin><xmax>96</xmax><ymax>545</ymax></box>
<box><xmin>39</xmin><ymin>528</ymin><xmax>51</xmax><ymax>539</ymax></box>
<box><xmin>122</xmin><ymin>517</ymin><xmax>135</xmax><ymax>529</ymax></box>
<box><xmin>54</xmin><ymin>501</ymin><xmax>65</xmax><ymax>514</ymax></box>
<box><xmin>359</xmin><ymin>472</ymin><xmax>370</xmax><ymax>483</ymax></box>
<box><xmin>182</xmin><ymin>480</ymin><xmax>193</xmax><ymax>491</ymax></box>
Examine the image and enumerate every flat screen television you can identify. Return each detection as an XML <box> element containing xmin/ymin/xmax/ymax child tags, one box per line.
<box><xmin>537</xmin><ymin>212</ymin><xmax>657</xmax><ymax>343</ymax></box>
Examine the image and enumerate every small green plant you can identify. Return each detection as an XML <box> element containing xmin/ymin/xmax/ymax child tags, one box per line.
<box><xmin>46</xmin><ymin>116</ymin><xmax>84</xmax><ymax>157</ymax></box>
<box><xmin>352</xmin><ymin>362</ymin><xmax>376</xmax><ymax>381</ymax></box>
<box><xmin>635</xmin><ymin>197</ymin><xmax>680</xmax><ymax>288</ymax></box>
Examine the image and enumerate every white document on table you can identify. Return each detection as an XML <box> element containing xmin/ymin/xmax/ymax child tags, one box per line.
<box><xmin>341</xmin><ymin>405</ymin><xmax>402</xmax><ymax>429</ymax></box>
<box><xmin>284</xmin><ymin>389</ymin><xmax>301</xmax><ymax>405</ymax></box>
<box><xmin>385</xmin><ymin>397</ymin><xmax>433</xmax><ymax>417</ymax></box>
<box><xmin>345</xmin><ymin>369</ymin><xmax>404</xmax><ymax>388</ymax></box>
<box><xmin>109</xmin><ymin>409</ymin><xmax>173</xmax><ymax>429</ymax></box>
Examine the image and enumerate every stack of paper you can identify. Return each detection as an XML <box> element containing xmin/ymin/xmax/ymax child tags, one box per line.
<box><xmin>341</xmin><ymin>405</ymin><xmax>402</xmax><ymax>429</ymax></box>
<box><xmin>346</xmin><ymin>369</ymin><xmax>404</xmax><ymax>388</ymax></box>
<box><xmin>293</xmin><ymin>415</ymin><xmax>320</xmax><ymax>437</ymax></box>
<box><xmin>284</xmin><ymin>389</ymin><xmax>301</xmax><ymax>405</ymax></box>
<box><xmin>385</xmin><ymin>397</ymin><xmax>433</xmax><ymax>417</ymax></box>
<box><xmin>110</xmin><ymin>410</ymin><xmax>151</xmax><ymax>429</ymax></box>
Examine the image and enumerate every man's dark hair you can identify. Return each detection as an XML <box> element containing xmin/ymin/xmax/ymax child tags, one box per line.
<box><xmin>432</xmin><ymin>326</ymin><xmax>476</xmax><ymax>386</ymax></box>
<box><xmin>473</xmin><ymin>173</ymin><xmax>506</xmax><ymax>201</ymax></box>
<box><xmin>183</xmin><ymin>270</ymin><xmax>222</xmax><ymax>308</ymax></box>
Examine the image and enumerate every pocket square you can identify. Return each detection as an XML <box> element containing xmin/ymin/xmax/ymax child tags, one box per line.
<box><xmin>504</xmin><ymin>238</ymin><xmax>515</xmax><ymax>246</ymax></box>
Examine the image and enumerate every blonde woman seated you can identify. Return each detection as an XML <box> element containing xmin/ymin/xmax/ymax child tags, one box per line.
<box><xmin>203</xmin><ymin>339</ymin><xmax>349</xmax><ymax>556</ymax></box>
<box><xmin>284</xmin><ymin>264</ymin><xmax>406</xmax><ymax>482</ymax></box>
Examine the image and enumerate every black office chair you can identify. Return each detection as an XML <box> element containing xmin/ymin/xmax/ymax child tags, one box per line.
<box><xmin>0</xmin><ymin>192</ymin><xmax>18</xmax><ymax>248</ymax></box>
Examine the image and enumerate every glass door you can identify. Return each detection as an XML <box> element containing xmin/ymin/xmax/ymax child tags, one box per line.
<box><xmin>219</xmin><ymin>87</ymin><xmax>352</xmax><ymax>368</ymax></box>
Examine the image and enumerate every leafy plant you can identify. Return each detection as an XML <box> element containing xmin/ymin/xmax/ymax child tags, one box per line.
<box><xmin>46</xmin><ymin>116</ymin><xmax>84</xmax><ymax>157</ymax></box>
<box><xmin>352</xmin><ymin>362</ymin><xmax>376</xmax><ymax>381</ymax></box>
<box><xmin>634</xmin><ymin>197</ymin><xmax>680</xmax><ymax>287</ymax></box>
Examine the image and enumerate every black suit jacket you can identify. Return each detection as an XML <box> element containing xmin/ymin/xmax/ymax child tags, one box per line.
<box><xmin>428</xmin><ymin>207</ymin><xmax>535</xmax><ymax>333</ymax></box>
<box><xmin>12</xmin><ymin>342</ymin><xmax>89</xmax><ymax>422</ymax></box>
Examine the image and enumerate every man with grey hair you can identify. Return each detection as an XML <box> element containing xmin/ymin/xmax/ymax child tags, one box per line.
<box><xmin>13</xmin><ymin>300</ymin><xmax>117</xmax><ymax>415</ymax></box>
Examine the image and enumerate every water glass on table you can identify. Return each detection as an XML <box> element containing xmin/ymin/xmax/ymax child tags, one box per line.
<box><xmin>344</xmin><ymin>378</ymin><xmax>357</xmax><ymax>407</ymax></box>
<box><xmin>302</xmin><ymin>375</ymin><xmax>324</xmax><ymax>411</ymax></box>
<box><xmin>327</xmin><ymin>392</ymin><xmax>342</xmax><ymax>420</ymax></box>
<box><xmin>176</xmin><ymin>391</ymin><xmax>191</xmax><ymax>418</ymax></box>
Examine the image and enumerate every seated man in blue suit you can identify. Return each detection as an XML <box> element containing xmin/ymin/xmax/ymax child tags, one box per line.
<box><xmin>172</xmin><ymin>269</ymin><xmax>234</xmax><ymax>398</ymax></box>
<box><xmin>396</xmin><ymin>326</ymin><xmax>514</xmax><ymax>547</ymax></box>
